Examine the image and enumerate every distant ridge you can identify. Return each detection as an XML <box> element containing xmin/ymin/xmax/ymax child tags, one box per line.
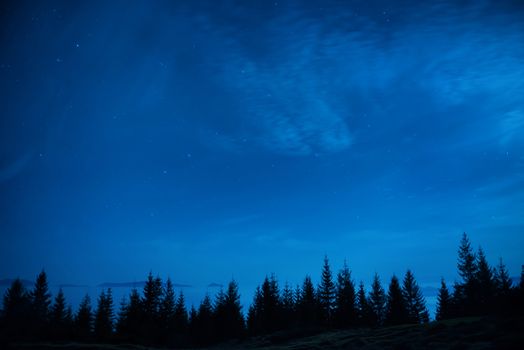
<box><xmin>208</xmin><ymin>282</ymin><xmax>223</xmax><ymax>288</ymax></box>
<box><xmin>58</xmin><ymin>283</ymin><xmax>89</xmax><ymax>288</ymax></box>
<box><xmin>97</xmin><ymin>281</ymin><xmax>192</xmax><ymax>288</ymax></box>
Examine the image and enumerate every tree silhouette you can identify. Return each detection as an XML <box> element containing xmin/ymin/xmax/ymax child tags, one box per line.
<box><xmin>318</xmin><ymin>256</ymin><xmax>335</xmax><ymax>326</ymax></box>
<box><xmin>369</xmin><ymin>273</ymin><xmax>386</xmax><ymax>327</ymax></box>
<box><xmin>494</xmin><ymin>258</ymin><xmax>512</xmax><ymax>295</ymax></box>
<box><xmin>475</xmin><ymin>247</ymin><xmax>495</xmax><ymax>314</ymax></box>
<box><xmin>51</xmin><ymin>288</ymin><xmax>72</xmax><ymax>339</ymax></box>
<box><xmin>334</xmin><ymin>261</ymin><xmax>357</xmax><ymax>328</ymax></box>
<box><xmin>356</xmin><ymin>281</ymin><xmax>373</xmax><ymax>327</ymax></box>
<box><xmin>402</xmin><ymin>270</ymin><xmax>428</xmax><ymax>324</ymax></box>
<box><xmin>385</xmin><ymin>275</ymin><xmax>408</xmax><ymax>326</ymax></box>
<box><xmin>297</xmin><ymin>275</ymin><xmax>319</xmax><ymax>328</ymax></box>
<box><xmin>142</xmin><ymin>273</ymin><xmax>163</xmax><ymax>320</ymax></box>
<box><xmin>436</xmin><ymin>279</ymin><xmax>451</xmax><ymax>321</ymax></box>
<box><xmin>74</xmin><ymin>294</ymin><xmax>92</xmax><ymax>340</ymax></box>
<box><xmin>116</xmin><ymin>288</ymin><xmax>142</xmax><ymax>342</ymax></box>
<box><xmin>29</xmin><ymin>270</ymin><xmax>51</xmax><ymax>338</ymax></box>
<box><xmin>214</xmin><ymin>280</ymin><xmax>244</xmax><ymax>340</ymax></box>
<box><xmin>141</xmin><ymin>273</ymin><xmax>163</xmax><ymax>343</ymax></box>
<box><xmin>2</xmin><ymin>279</ymin><xmax>30</xmax><ymax>340</ymax></box>
<box><xmin>248</xmin><ymin>275</ymin><xmax>282</xmax><ymax>334</ymax></box>
<box><xmin>194</xmin><ymin>294</ymin><xmax>214</xmax><ymax>345</ymax></box>
<box><xmin>174</xmin><ymin>291</ymin><xmax>188</xmax><ymax>332</ymax></box>
<box><xmin>456</xmin><ymin>233</ymin><xmax>477</xmax><ymax>315</ymax></box>
<box><xmin>281</xmin><ymin>282</ymin><xmax>296</xmax><ymax>329</ymax></box>
<box><xmin>158</xmin><ymin>279</ymin><xmax>176</xmax><ymax>343</ymax></box>
<box><xmin>94</xmin><ymin>289</ymin><xmax>114</xmax><ymax>341</ymax></box>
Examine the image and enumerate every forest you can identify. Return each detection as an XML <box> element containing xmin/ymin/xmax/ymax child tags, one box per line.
<box><xmin>1</xmin><ymin>233</ymin><xmax>523</xmax><ymax>348</ymax></box>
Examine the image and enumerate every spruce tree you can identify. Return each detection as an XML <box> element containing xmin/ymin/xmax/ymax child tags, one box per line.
<box><xmin>94</xmin><ymin>289</ymin><xmax>114</xmax><ymax>341</ymax></box>
<box><xmin>2</xmin><ymin>278</ymin><xmax>30</xmax><ymax>339</ymax></box>
<box><xmin>30</xmin><ymin>270</ymin><xmax>51</xmax><ymax>334</ymax></box>
<box><xmin>334</xmin><ymin>260</ymin><xmax>357</xmax><ymax>328</ymax></box>
<box><xmin>247</xmin><ymin>286</ymin><xmax>263</xmax><ymax>335</ymax></box>
<box><xmin>369</xmin><ymin>273</ymin><xmax>386</xmax><ymax>326</ymax></box>
<box><xmin>51</xmin><ymin>288</ymin><xmax>71</xmax><ymax>339</ymax></box>
<box><xmin>457</xmin><ymin>233</ymin><xmax>477</xmax><ymax>283</ymax></box>
<box><xmin>75</xmin><ymin>294</ymin><xmax>92</xmax><ymax>340</ymax></box>
<box><xmin>475</xmin><ymin>247</ymin><xmax>495</xmax><ymax>314</ymax></box>
<box><xmin>262</xmin><ymin>274</ymin><xmax>282</xmax><ymax>332</ymax></box>
<box><xmin>318</xmin><ymin>256</ymin><xmax>335</xmax><ymax>325</ymax></box>
<box><xmin>385</xmin><ymin>275</ymin><xmax>408</xmax><ymax>326</ymax></box>
<box><xmin>402</xmin><ymin>270</ymin><xmax>429</xmax><ymax>324</ymax></box>
<box><xmin>281</xmin><ymin>282</ymin><xmax>296</xmax><ymax>328</ymax></box>
<box><xmin>494</xmin><ymin>258</ymin><xmax>512</xmax><ymax>295</ymax></box>
<box><xmin>159</xmin><ymin>279</ymin><xmax>176</xmax><ymax>339</ymax></box>
<box><xmin>116</xmin><ymin>288</ymin><xmax>142</xmax><ymax>342</ymax></box>
<box><xmin>356</xmin><ymin>281</ymin><xmax>372</xmax><ymax>327</ymax></box>
<box><xmin>51</xmin><ymin>288</ymin><xmax>67</xmax><ymax>324</ymax></box>
<box><xmin>456</xmin><ymin>233</ymin><xmax>478</xmax><ymax>315</ymax></box>
<box><xmin>436</xmin><ymin>279</ymin><xmax>451</xmax><ymax>321</ymax></box>
<box><xmin>174</xmin><ymin>291</ymin><xmax>188</xmax><ymax>332</ymax></box>
<box><xmin>215</xmin><ymin>280</ymin><xmax>244</xmax><ymax>340</ymax></box>
<box><xmin>142</xmin><ymin>272</ymin><xmax>163</xmax><ymax>320</ymax></box>
<box><xmin>297</xmin><ymin>275</ymin><xmax>319</xmax><ymax>328</ymax></box>
<box><xmin>195</xmin><ymin>294</ymin><xmax>214</xmax><ymax>345</ymax></box>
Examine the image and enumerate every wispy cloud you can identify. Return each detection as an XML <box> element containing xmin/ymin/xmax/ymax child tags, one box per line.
<box><xmin>194</xmin><ymin>1</ymin><xmax>524</xmax><ymax>156</ymax></box>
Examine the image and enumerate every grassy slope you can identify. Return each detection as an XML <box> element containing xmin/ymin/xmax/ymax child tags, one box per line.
<box><xmin>7</xmin><ymin>317</ymin><xmax>524</xmax><ymax>350</ymax></box>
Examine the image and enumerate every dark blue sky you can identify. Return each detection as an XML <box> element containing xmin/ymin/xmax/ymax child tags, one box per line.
<box><xmin>1</xmin><ymin>0</ymin><xmax>523</xmax><ymax>304</ymax></box>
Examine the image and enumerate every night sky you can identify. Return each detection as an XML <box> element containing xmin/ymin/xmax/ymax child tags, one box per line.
<box><xmin>1</xmin><ymin>0</ymin><xmax>524</xmax><ymax>310</ymax></box>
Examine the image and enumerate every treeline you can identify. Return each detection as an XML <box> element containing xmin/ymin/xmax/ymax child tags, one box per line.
<box><xmin>1</xmin><ymin>233</ymin><xmax>523</xmax><ymax>348</ymax></box>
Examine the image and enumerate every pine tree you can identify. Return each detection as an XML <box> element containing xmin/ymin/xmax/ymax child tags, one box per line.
<box><xmin>142</xmin><ymin>272</ymin><xmax>163</xmax><ymax>320</ymax></box>
<box><xmin>297</xmin><ymin>275</ymin><xmax>319</xmax><ymax>328</ymax></box>
<box><xmin>2</xmin><ymin>278</ymin><xmax>31</xmax><ymax>339</ymax></box>
<box><xmin>475</xmin><ymin>247</ymin><xmax>495</xmax><ymax>314</ymax></box>
<box><xmin>215</xmin><ymin>280</ymin><xmax>244</xmax><ymax>340</ymax></box>
<box><xmin>247</xmin><ymin>286</ymin><xmax>263</xmax><ymax>335</ymax></box>
<box><xmin>281</xmin><ymin>282</ymin><xmax>296</xmax><ymax>328</ymax></box>
<box><xmin>116</xmin><ymin>288</ymin><xmax>142</xmax><ymax>342</ymax></box>
<box><xmin>494</xmin><ymin>258</ymin><xmax>512</xmax><ymax>295</ymax></box>
<box><xmin>457</xmin><ymin>233</ymin><xmax>476</xmax><ymax>283</ymax></box>
<box><xmin>195</xmin><ymin>294</ymin><xmax>214</xmax><ymax>345</ymax></box>
<box><xmin>334</xmin><ymin>260</ymin><xmax>357</xmax><ymax>328</ymax></box>
<box><xmin>402</xmin><ymin>270</ymin><xmax>429</xmax><ymax>324</ymax></box>
<box><xmin>318</xmin><ymin>256</ymin><xmax>335</xmax><ymax>325</ymax></box>
<box><xmin>75</xmin><ymin>294</ymin><xmax>92</xmax><ymax>340</ymax></box>
<box><xmin>385</xmin><ymin>275</ymin><xmax>408</xmax><ymax>326</ymax></box>
<box><xmin>456</xmin><ymin>233</ymin><xmax>478</xmax><ymax>315</ymax></box>
<box><xmin>174</xmin><ymin>291</ymin><xmax>188</xmax><ymax>332</ymax></box>
<box><xmin>30</xmin><ymin>270</ymin><xmax>51</xmax><ymax>334</ymax></box>
<box><xmin>369</xmin><ymin>273</ymin><xmax>386</xmax><ymax>326</ymax></box>
<box><xmin>159</xmin><ymin>279</ymin><xmax>176</xmax><ymax>339</ymax></box>
<box><xmin>356</xmin><ymin>281</ymin><xmax>372</xmax><ymax>327</ymax></box>
<box><xmin>51</xmin><ymin>288</ymin><xmax>67</xmax><ymax>324</ymax></box>
<box><xmin>94</xmin><ymin>289</ymin><xmax>114</xmax><ymax>341</ymax></box>
<box><xmin>262</xmin><ymin>274</ymin><xmax>282</xmax><ymax>332</ymax></box>
<box><xmin>436</xmin><ymin>279</ymin><xmax>451</xmax><ymax>321</ymax></box>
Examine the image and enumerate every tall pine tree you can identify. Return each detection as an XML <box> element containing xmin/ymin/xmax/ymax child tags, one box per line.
<box><xmin>436</xmin><ymin>279</ymin><xmax>451</xmax><ymax>321</ymax></box>
<box><xmin>356</xmin><ymin>281</ymin><xmax>372</xmax><ymax>327</ymax></box>
<box><xmin>385</xmin><ymin>275</ymin><xmax>408</xmax><ymax>326</ymax></box>
<box><xmin>94</xmin><ymin>289</ymin><xmax>114</xmax><ymax>341</ymax></box>
<box><xmin>75</xmin><ymin>294</ymin><xmax>92</xmax><ymax>340</ymax></box>
<box><xmin>402</xmin><ymin>270</ymin><xmax>429</xmax><ymax>324</ymax></box>
<box><xmin>30</xmin><ymin>270</ymin><xmax>51</xmax><ymax>337</ymax></box>
<box><xmin>318</xmin><ymin>256</ymin><xmax>335</xmax><ymax>326</ymax></box>
<box><xmin>334</xmin><ymin>260</ymin><xmax>357</xmax><ymax>328</ymax></box>
<box><xmin>369</xmin><ymin>273</ymin><xmax>386</xmax><ymax>326</ymax></box>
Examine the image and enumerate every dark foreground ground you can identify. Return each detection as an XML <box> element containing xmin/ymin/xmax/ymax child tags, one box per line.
<box><xmin>6</xmin><ymin>316</ymin><xmax>524</xmax><ymax>350</ymax></box>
